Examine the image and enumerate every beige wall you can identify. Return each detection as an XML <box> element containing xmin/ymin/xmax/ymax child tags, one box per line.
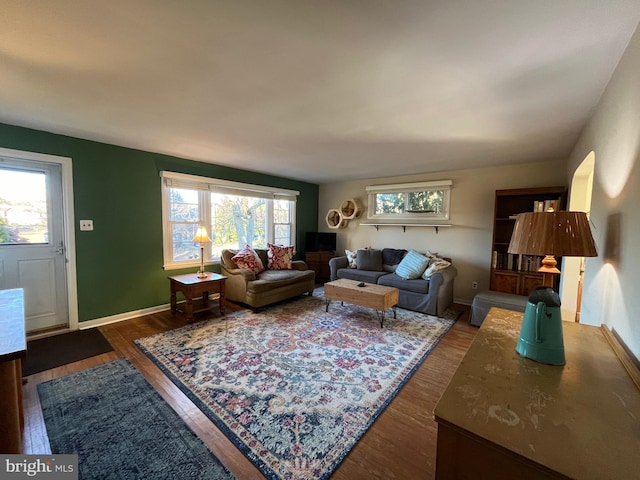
<box><xmin>319</xmin><ymin>161</ymin><xmax>566</xmax><ymax>305</ymax></box>
<box><xmin>566</xmin><ymin>23</ymin><xmax>640</xmax><ymax>358</ymax></box>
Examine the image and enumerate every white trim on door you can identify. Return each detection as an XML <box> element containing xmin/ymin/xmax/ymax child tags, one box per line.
<box><xmin>0</xmin><ymin>147</ymin><xmax>78</xmax><ymax>330</ymax></box>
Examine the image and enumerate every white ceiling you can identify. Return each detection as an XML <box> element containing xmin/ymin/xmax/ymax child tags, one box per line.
<box><xmin>1</xmin><ymin>1</ymin><xmax>639</xmax><ymax>184</ymax></box>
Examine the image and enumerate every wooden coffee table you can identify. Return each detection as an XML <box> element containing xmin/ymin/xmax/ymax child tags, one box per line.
<box><xmin>324</xmin><ymin>278</ymin><xmax>399</xmax><ymax>327</ymax></box>
<box><xmin>168</xmin><ymin>272</ymin><xmax>226</xmax><ymax>322</ymax></box>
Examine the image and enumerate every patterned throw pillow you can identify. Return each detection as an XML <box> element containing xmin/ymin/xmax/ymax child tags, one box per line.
<box><xmin>267</xmin><ymin>243</ymin><xmax>294</xmax><ymax>270</ymax></box>
<box><xmin>422</xmin><ymin>257</ymin><xmax>451</xmax><ymax>279</ymax></box>
<box><xmin>395</xmin><ymin>249</ymin><xmax>430</xmax><ymax>280</ymax></box>
<box><xmin>231</xmin><ymin>245</ymin><xmax>265</xmax><ymax>273</ymax></box>
<box><xmin>345</xmin><ymin>249</ymin><xmax>358</xmax><ymax>268</ymax></box>
<box><xmin>425</xmin><ymin>250</ymin><xmax>439</xmax><ymax>260</ymax></box>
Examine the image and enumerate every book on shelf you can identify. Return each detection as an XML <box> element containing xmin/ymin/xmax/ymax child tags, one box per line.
<box><xmin>533</xmin><ymin>198</ymin><xmax>561</xmax><ymax>213</ymax></box>
<box><xmin>491</xmin><ymin>252</ymin><xmax>543</xmax><ymax>272</ymax></box>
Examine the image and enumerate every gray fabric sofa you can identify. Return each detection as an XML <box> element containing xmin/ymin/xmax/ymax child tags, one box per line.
<box><xmin>329</xmin><ymin>248</ymin><xmax>457</xmax><ymax>316</ymax></box>
<box><xmin>220</xmin><ymin>248</ymin><xmax>315</xmax><ymax>309</ymax></box>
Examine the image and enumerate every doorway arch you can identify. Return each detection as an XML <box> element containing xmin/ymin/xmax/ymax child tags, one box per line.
<box><xmin>560</xmin><ymin>151</ymin><xmax>594</xmax><ymax>322</ymax></box>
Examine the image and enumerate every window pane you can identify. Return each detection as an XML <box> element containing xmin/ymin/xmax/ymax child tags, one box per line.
<box><xmin>170</xmin><ymin>188</ymin><xmax>199</xmax><ymax>222</ymax></box>
<box><xmin>375</xmin><ymin>193</ymin><xmax>404</xmax><ymax>214</ymax></box>
<box><xmin>274</xmin><ymin>224</ymin><xmax>290</xmax><ymax>245</ymax></box>
<box><xmin>0</xmin><ymin>168</ymin><xmax>49</xmax><ymax>244</ymax></box>
<box><xmin>172</xmin><ymin>223</ymin><xmax>200</xmax><ymax>262</ymax></box>
<box><xmin>273</xmin><ymin>200</ymin><xmax>290</xmax><ymax>223</ymax></box>
<box><xmin>367</xmin><ymin>182</ymin><xmax>450</xmax><ymax>221</ymax></box>
<box><xmin>211</xmin><ymin>193</ymin><xmax>267</xmax><ymax>251</ymax></box>
<box><xmin>407</xmin><ymin>190</ymin><xmax>444</xmax><ymax>213</ymax></box>
<box><xmin>274</xmin><ymin>200</ymin><xmax>292</xmax><ymax>246</ymax></box>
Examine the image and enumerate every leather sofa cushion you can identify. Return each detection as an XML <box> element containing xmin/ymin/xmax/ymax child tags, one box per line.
<box><xmin>248</xmin><ymin>269</ymin><xmax>315</xmax><ymax>294</ymax></box>
<box><xmin>378</xmin><ymin>273</ymin><xmax>430</xmax><ymax>294</ymax></box>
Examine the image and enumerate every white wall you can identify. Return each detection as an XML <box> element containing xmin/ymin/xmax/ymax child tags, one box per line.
<box><xmin>319</xmin><ymin>161</ymin><xmax>566</xmax><ymax>305</ymax></box>
<box><xmin>566</xmin><ymin>23</ymin><xmax>640</xmax><ymax>358</ymax></box>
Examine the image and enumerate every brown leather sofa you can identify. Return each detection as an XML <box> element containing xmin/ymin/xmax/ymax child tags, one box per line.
<box><xmin>220</xmin><ymin>248</ymin><xmax>315</xmax><ymax>309</ymax></box>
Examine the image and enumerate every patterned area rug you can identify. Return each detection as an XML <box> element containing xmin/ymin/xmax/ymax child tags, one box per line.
<box><xmin>38</xmin><ymin>358</ymin><xmax>235</xmax><ymax>480</ymax></box>
<box><xmin>136</xmin><ymin>294</ymin><xmax>454</xmax><ymax>479</ymax></box>
<box><xmin>440</xmin><ymin>307</ymin><xmax>464</xmax><ymax>321</ymax></box>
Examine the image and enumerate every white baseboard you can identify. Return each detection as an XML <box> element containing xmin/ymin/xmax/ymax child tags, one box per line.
<box><xmin>454</xmin><ymin>297</ymin><xmax>472</xmax><ymax>306</ymax></box>
<box><xmin>79</xmin><ymin>303</ymin><xmax>171</xmax><ymax>329</ymax></box>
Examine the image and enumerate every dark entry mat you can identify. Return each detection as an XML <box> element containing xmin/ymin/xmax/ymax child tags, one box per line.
<box><xmin>22</xmin><ymin>328</ymin><xmax>114</xmax><ymax>376</ymax></box>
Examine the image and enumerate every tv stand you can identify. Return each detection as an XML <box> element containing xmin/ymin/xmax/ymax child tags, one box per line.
<box><xmin>305</xmin><ymin>251</ymin><xmax>334</xmax><ymax>283</ymax></box>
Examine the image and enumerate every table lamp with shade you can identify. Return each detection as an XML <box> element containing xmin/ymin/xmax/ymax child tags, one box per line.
<box><xmin>508</xmin><ymin>211</ymin><xmax>598</xmax><ymax>365</ymax></box>
<box><xmin>192</xmin><ymin>226</ymin><xmax>211</xmax><ymax>278</ymax></box>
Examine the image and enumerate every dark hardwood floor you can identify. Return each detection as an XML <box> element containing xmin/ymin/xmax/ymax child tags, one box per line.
<box><xmin>21</xmin><ymin>299</ymin><xmax>477</xmax><ymax>479</ymax></box>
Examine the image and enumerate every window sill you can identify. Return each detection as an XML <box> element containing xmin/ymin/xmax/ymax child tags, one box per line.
<box><xmin>163</xmin><ymin>260</ymin><xmax>220</xmax><ymax>271</ymax></box>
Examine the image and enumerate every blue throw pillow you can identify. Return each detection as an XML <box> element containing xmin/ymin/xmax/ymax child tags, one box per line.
<box><xmin>395</xmin><ymin>250</ymin><xmax>430</xmax><ymax>279</ymax></box>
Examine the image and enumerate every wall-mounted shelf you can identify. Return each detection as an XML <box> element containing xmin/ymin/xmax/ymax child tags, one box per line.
<box><xmin>360</xmin><ymin>223</ymin><xmax>453</xmax><ymax>233</ymax></box>
<box><xmin>325</xmin><ymin>209</ymin><xmax>347</xmax><ymax>229</ymax></box>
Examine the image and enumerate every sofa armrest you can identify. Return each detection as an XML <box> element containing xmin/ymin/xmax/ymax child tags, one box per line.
<box><xmin>221</xmin><ymin>265</ymin><xmax>256</xmax><ymax>304</ymax></box>
<box><xmin>221</xmin><ymin>266</ymin><xmax>256</xmax><ymax>282</ymax></box>
<box><xmin>329</xmin><ymin>256</ymin><xmax>349</xmax><ymax>281</ymax></box>
<box><xmin>291</xmin><ymin>260</ymin><xmax>310</xmax><ymax>271</ymax></box>
<box><xmin>428</xmin><ymin>265</ymin><xmax>458</xmax><ymax>316</ymax></box>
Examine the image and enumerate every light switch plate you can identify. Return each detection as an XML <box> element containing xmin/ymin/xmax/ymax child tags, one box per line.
<box><xmin>80</xmin><ymin>219</ymin><xmax>94</xmax><ymax>231</ymax></box>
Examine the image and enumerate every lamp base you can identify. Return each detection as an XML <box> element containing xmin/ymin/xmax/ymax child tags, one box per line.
<box><xmin>196</xmin><ymin>244</ymin><xmax>207</xmax><ymax>278</ymax></box>
<box><xmin>537</xmin><ymin>255</ymin><xmax>561</xmax><ymax>287</ymax></box>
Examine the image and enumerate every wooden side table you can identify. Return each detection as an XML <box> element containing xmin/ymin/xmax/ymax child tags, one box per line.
<box><xmin>168</xmin><ymin>273</ymin><xmax>226</xmax><ymax>322</ymax></box>
<box><xmin>0</xmin><ymin>288</ymin><xmax>26</xmax><ymax>453</ymax></box>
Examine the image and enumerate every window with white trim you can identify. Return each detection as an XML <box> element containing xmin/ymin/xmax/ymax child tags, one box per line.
<box><xmin>161</xmin><ymin>171</ymin><xmax>298</xmax><ymax>269</ymax></box>
<box><xmin>366</xmin><ymin>180</ymin><xmax>452</xmax><ymax>221</ymax></box>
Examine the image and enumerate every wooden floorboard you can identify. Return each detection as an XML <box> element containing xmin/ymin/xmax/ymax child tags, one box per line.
<box><xmin>21</xmin><ymin>299</ymin><xmax>477</xmax><ymax>479</ymax></box>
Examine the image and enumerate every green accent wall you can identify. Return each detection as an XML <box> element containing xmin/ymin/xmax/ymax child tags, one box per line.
<box><xmin>0</xmin><ymin>123</ymin><xmax>319</xmax><ymax>322</ymax></box>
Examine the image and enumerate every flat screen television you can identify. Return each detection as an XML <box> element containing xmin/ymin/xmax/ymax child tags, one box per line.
<box><xmin>305</xmin><ymin>232</ymin><xmax>337</xmax><ymax>252</ymax></box>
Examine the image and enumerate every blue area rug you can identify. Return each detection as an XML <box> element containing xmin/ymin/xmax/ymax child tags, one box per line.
<box><xmin>135</xmin><ymin>294</ymin><xmax>454</xmax><ymax>479</ymax></box>
<box><xmin>38</xmin><ymin>358</ymin><xmax>235</xmax><ymax>480</ymax></box>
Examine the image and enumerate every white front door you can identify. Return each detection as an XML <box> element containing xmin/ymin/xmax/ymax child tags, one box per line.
<box><xmin>0</xmin><ymin>155</ymin><xmax>70</xmax><ymax>333</ymax></box>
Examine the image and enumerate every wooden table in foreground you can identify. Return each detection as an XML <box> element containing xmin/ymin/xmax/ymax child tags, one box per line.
<box><xmin>434</xmin><ymin>307</ymin><xmax>640</xmax><ymax>479</ymax></box>
<box><xmin>168</xmin><ymin>273</ymin><xmax>226</xmax><ymax>322</ymax></box>
<box><xmin>0</xmin><ymin>288</ymin><xmax>26</xmax><ymax>454</ymax></box>
<box><xmin>324</xmin><ymin>278</ymin><xmax>399</xmax><ymax>327</ymax></box>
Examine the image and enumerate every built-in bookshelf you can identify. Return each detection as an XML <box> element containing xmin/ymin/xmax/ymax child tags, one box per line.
<box><xmin>491</xmin><ymin>252</ymin><xmax>545</xmax><ymax>272</ymax></box>
<box><xmin>490</xmin><ymin>187</ymin><xmax>566</xmax><ymax>296</ymax></box>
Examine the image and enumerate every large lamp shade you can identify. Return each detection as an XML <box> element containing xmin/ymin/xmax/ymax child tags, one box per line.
<box><xmin>508</xmin><ymin>211</ymin><xmax>598</xmax><ymax>259</ymax></box>
<box><xmin>509</xmin><ymin>211</ymin><xmax>597</xmax><ymax>283</ymax></box>
<box><xmin>192</xmin><ymin>226</ymin><xmax>211</xmax><ymax>244</ymax></box>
